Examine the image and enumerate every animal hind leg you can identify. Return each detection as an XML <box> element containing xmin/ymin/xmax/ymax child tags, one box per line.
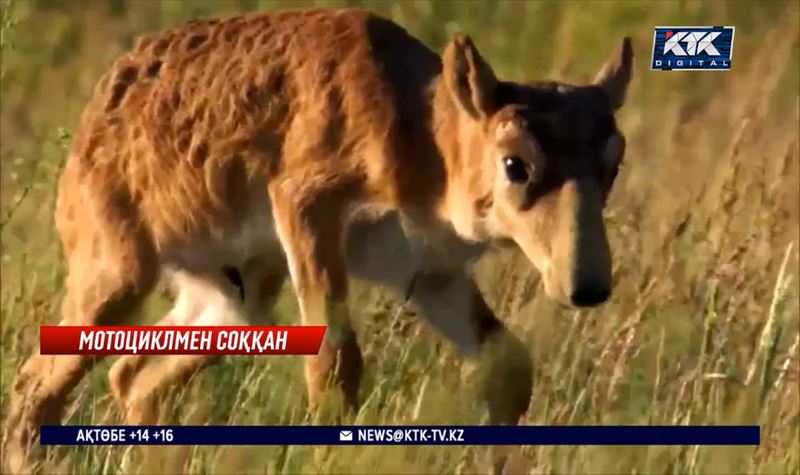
<box><xmin>108</xmin><ymin>270</ymin><xmax>241</xmax><ymax>425</ymax></box>
<box><xmin>3</xmin><ymin>230</ymin><xmax>158</xmax><ymax>473</ymax></box>
<box><xmin>108</xmin><ymin>260</ymin><xmax>287</xmax><ymax>425</ymax></box>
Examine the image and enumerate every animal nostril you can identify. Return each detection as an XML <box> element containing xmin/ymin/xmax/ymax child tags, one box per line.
<box><xmin>570</xmin><ymin>287</ymin><xmax>610</xmax><ymax>307</ymax></box>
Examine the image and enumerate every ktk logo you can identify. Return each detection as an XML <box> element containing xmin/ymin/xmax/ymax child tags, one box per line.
<box><xmin>651</xmin><ymin>26</ymin><xmax>735</xmax><ymax>71</ymax></box>
<box><xmin>662</xmin><ymin>31</ymin><xmax>721</xmax><ymax>56</ymax></box>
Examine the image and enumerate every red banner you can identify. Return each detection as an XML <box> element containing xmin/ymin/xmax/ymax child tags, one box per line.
<box><xmin>40</xmin><ymin>326</ymin><xmax>327</xmax><ymax>355</ymax></box>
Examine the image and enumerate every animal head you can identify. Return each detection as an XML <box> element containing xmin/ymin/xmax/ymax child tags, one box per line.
<box><xmin>439</xmin><ymin>35</ymin><xmax>633</xmax><ymax>308</ymax></box>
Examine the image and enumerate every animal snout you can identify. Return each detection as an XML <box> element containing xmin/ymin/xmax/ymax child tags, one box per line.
<box><xmin>569</xmin><ymin>283</ymin><xmax>610</xmax><ymax>307</ymax></box>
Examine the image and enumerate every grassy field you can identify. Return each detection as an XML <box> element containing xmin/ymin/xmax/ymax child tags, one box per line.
<box><xmin>1</xmin><ymin>0</ymin><xmax>799</xmax><ymax>474</ymax></box>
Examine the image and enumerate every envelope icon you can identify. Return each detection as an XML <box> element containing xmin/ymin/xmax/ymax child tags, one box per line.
<box><xmin>339</xmin><ymin>430</ymin><xmax>353</xmax><ymax>442</ymax></box>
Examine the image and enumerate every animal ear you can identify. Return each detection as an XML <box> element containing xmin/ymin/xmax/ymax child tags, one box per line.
<box><xmin>442</xmin><ymin>33</ymin><xmax>498</xmax><ymax>120</ymax></box>
<box><xmin>593</xmin><ymin>37</ymin><xmax>633</xmax><ymax>110</ymax></box>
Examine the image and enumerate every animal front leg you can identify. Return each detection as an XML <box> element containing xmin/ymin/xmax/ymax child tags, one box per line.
<box><xmin>270</xmin><ymin>186</ymin><xmax>363</xmax><ymax>413</ymax></box>
<box><xmin>345</xmin><ymin>214</ymin><xmax>533</xmax><ymax>424</ymax></box>
<box><xmin>410</xmin><ymin>271</ymin><xmax>532</xmax><ymax>474</ymax></box>
<box><xmin>411</xmin><ymin>272</ymin><xmax>533</xmax><ymax>423</ymax></box>
<box><xmin>472</xmin><ymin>290</ymin><xmax>533</xmax><ymax>475</ymax></box>
<box><xmin>476</xmin><ymin>314</ymin><xmax>533</xmax><ymax>427</ymax></box>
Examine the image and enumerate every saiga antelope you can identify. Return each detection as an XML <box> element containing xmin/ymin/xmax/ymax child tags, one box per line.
<box><xmin>4</xmin><ymin>8</ymin><xmax>632</xmax><ymax>472</ymax></box>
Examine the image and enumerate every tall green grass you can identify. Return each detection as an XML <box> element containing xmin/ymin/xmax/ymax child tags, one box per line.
<box><xmin>1</xmin><ymin>1</ymin><xmax>798</xmax><ymax>473</ymax></box>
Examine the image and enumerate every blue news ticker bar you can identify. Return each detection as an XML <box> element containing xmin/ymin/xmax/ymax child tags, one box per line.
<box><xmin>41</xmin><ymin>425</ymin><xmax>760</xmax><ymax>446</ymax></box>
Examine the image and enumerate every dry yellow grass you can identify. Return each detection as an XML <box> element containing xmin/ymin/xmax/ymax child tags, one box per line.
<box><xmin>1</xmin><ymin>1</ymin><xmax>798</xmax><ymax>474</ymax></box>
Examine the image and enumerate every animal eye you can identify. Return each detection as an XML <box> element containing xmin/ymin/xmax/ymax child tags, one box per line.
<box><xmin>503</xmin><ymin>156</ymin><xmax>530</xmax><ymax>184</ymax></box>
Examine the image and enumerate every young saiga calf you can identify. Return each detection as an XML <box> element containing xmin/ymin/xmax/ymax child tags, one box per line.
<box><xmin>4</xmin><ymin>8</ymin><xmax>632</xmax><ymax>472</ymax></box>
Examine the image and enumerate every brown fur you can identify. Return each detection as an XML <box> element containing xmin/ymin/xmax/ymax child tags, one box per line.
<box><xmin>4</xmin><ymin>8</ymin><xmax>632</xmax><ymax>473</ymax></box>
